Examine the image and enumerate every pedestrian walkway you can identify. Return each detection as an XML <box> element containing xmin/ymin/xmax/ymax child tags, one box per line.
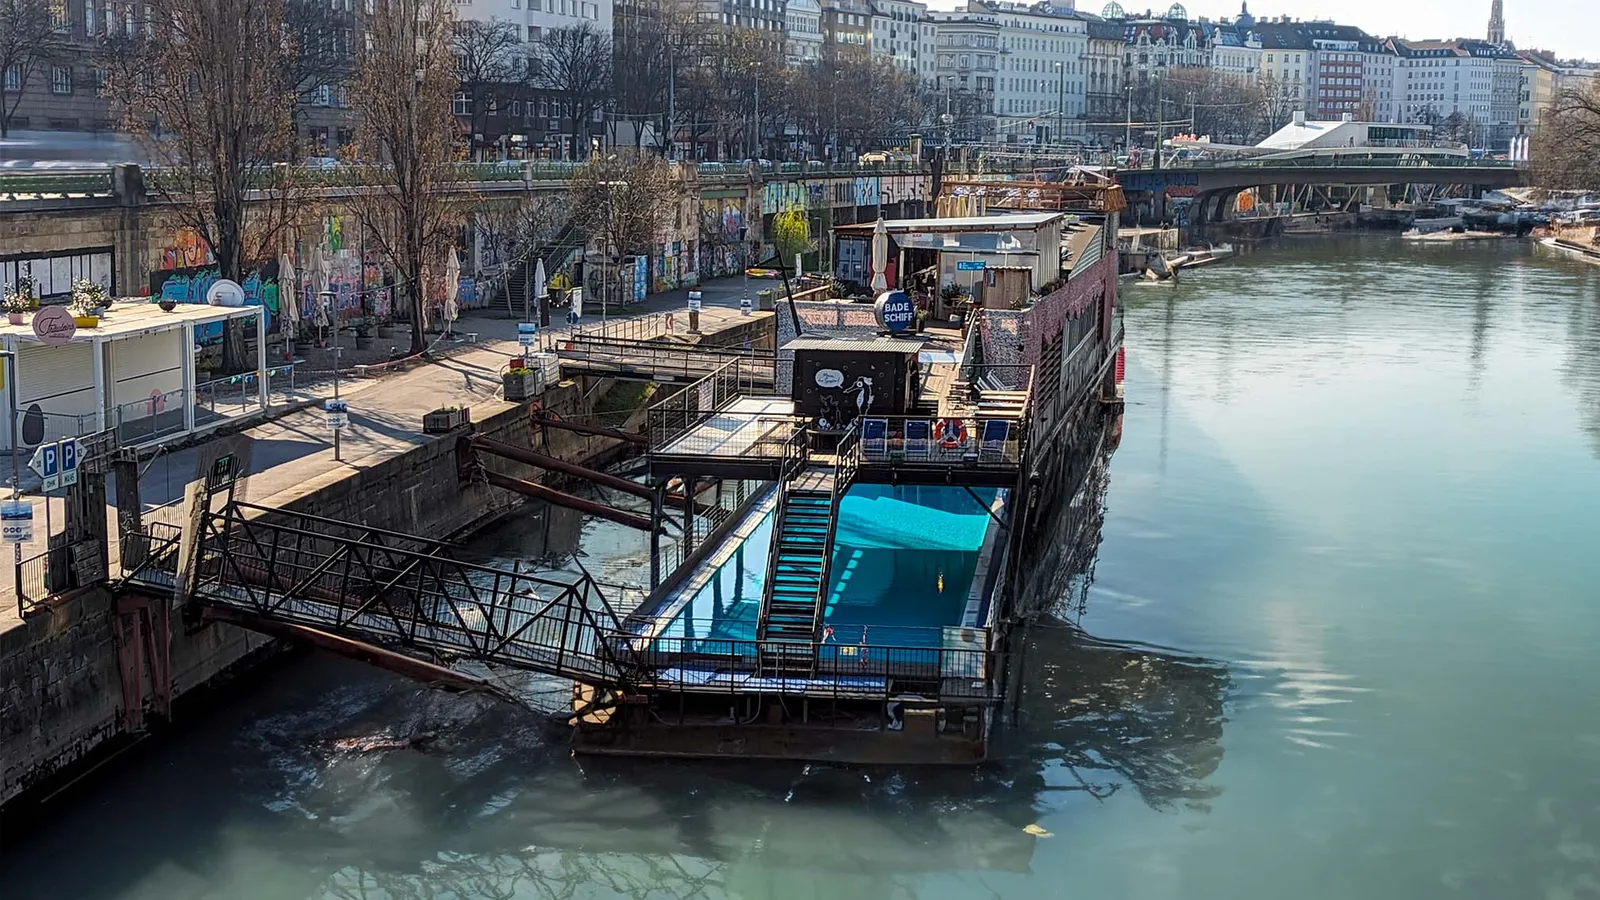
<box><xmin>2</xmin><ymin>279</ymin><xmax>768</xmax><ymax>630</ymax></box>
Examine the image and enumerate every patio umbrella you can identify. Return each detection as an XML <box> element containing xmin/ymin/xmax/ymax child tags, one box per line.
<box><xmin>533</xmin><ymin>257</ymin><xmax>547</xmax><ymax>315</ymax></box>
<box><xmin>870</xmin><ymin>217</ymin><xmax>890</xmax><ymax>292</ymax></box>
<box><xmin>278</xmin><ymin>251</ymin><xmax>298</xmax><ymax>340</ymax></box>
<box><xmin>309</xmin><ymin>244</ymin><xmax>329</xmax><ymax>329</ymax></box>
<box><xmin>444</xmin><ymin>246</ymin><xmax>461</xmax><ymax>335</ymax></box>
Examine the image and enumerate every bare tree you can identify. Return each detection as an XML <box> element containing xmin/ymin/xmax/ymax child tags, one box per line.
<box><xmin>611</xmin><ymin>0</ymin><xmax>704</xmax><ymax>153</ymax></box>
<box><xmin>1533</xmin><ymin>81</ymin><xmax>1600</xmax><ymax>189</ymax></box>
<box><xmin>453</xmin><ymin>19</ymin><xmax>525</xmax><ymax>160</ymax></box>
<box><xmin>537</xmin><ymin>22</ymin><xmax>611</xmax><ymax>159</ymax></box>
<box><xmin>566</xmin><ymin>153</ymin><xmax>682</xmax><ymax>305</ymax></box>
<box><xmin>284</xmin><ymin>0</ymin><xmax>355</xmax><ymax>106</ymax></box>
<box><xmin>103</xmin><ymin>0</ymin><xmax>302</xmax><ymax>371</ymax></box>
<box><xmin>0</xmin><ymin>0</ymin><xmax>67</xmax><ymax>138</ymax></box>
<box><xmin>347</xmin><ymin>0</ymin><xmax>464</xmax><ymax>355</ymax></box>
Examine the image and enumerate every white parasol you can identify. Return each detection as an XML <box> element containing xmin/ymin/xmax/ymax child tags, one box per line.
<box><xmin>533</xmin><ymin>257</ymin><xmax>547</xmax><ymax>313</ymax></box>
<box><xmin>309</xmin><ymin>244</ymin><xmax>330</xmax><ymax>329</ymax></box>
<box><xmin>444</xmin><ymin>246</ymin><xmax>461</xmax><ymax>334</ymax></box>
<box><xmin>870</xmin><ymin>217</ymin><xmax>890</xmax><ymax>292</ymax></box>
<box><xmin>278</xmin><ymin>251</ymin><xmax>298</xmax><ymax>340</ymax></box>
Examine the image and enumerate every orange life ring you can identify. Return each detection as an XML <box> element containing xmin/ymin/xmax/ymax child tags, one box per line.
<box><xmin>935</xmin><ymin>418</ymin><xmax>968</xmax><ymax>449</ymax></box>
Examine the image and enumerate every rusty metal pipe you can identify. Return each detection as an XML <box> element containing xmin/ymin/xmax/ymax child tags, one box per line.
<box><xmin>483</xmin><ymin>469</ymin><xmax>657</xmax><ymax>531</ymax></box>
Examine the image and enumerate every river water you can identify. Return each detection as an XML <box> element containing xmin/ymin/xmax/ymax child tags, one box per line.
<box><xmin>5</xmin><ymin>235</ymin><xmax>1600</xmax><ymax>899</ymax></box>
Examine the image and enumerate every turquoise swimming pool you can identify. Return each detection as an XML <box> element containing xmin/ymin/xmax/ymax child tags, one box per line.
<box><xmin>653</xmin><ymin>484</ymin><xmax>1001</xmax><ymax>650</ymax></box>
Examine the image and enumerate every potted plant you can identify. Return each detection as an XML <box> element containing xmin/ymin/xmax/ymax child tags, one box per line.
<box><xmin>3</xmin><ymin>285</ymin><xmax>29</xmax><ymax>325</ymax></box>
<box><xmin>423</xmin><ymin>405</ymin><xmax>471</xmax><ymax>434</ymax></box>
<box><xmin>71</xmin><ymin>280</ymin><xmax>109</xmax><ymax>317</ymax></box>
<box><xmin>68</xmin><ymin>294</ymin><xmax>101</xmax><ymax>327</ymax></box>
<box><xmin>159</xmin><ymin>298</ymin><xmax>178</xmax><ymax>312</ymax></box>
<box><xmin>352</xmin><ymin>321</ymin><xmax>375</xmax><ymax>350</ymax></box>
<box><xmin>502</xmin><ymin>362</ymin><xmax>543</xmax><ymax>402</ymax></box>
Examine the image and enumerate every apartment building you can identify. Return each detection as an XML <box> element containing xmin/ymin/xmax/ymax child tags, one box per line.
<box><xmin>928</xmin><ymin>9</ymin><xmax>1000</xmax><ymax>141</ymax></box>
<box><xmin>960</xmin><ymin>0</ymin><xmax>1087</xmax><ymax>142</ymax></box>
<box><xmin>785</xmin><ymin>0</ymin><xmax>825</xmax><ymax>62</ymax></box>
<box><xmin>868</xmin><ymin>0</ymin><xmax>929</xmax><ymax>75</ymax></box>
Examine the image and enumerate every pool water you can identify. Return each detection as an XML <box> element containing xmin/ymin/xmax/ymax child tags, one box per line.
<box><xmin>655</xmin><ymin>484</ymin><xmax>1001</xmax><ymax>649</ymax></box>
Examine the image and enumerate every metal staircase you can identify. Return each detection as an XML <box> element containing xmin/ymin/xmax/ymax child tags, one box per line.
<box><xmin>756</xmin><ymin>427</ymin><xmax>860</xmax><ymax>675</ymax></box>
<box><xmin>502</xmin><ymin>220</ymin><xmax>586</xmax><ymax>315</ymax></box>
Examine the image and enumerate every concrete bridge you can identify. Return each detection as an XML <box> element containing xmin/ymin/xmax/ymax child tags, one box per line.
<box><xmin>1118</xmin><ymin>158</ymin><xmax>1528</xmax><ymax>226</ymax></box>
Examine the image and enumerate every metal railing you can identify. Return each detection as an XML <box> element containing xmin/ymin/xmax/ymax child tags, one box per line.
<box><xmin>616</xmin><ymin>622</ymin><xmax>996</xmax><ymax>709</ymax></box>
<box><xmin>187</xmin><ymin>501</ymin><xmax>640</xmax><ymax>683</ymax></box>
<box><xmin>15</xmin><ymin>538</ymin><xmax>106</xmax><ymax>618</ymax></box>
<box><xmin>119</xmin><ymin>520</ymin><xmax>184</xmax><ymax>586</ymax></box>
<box><xmin>857</xmin><ymin>415</ymin><xmax>1026</xmax><ymax>469</ymax></box>
<box><xmin>755</xmin><ymin>424</ymin><xmax>815</xmax><ymax>642</ymax></box>
<box><xmin>645</xmin><ymin>356</ymin><xmax>783</xmax><ymax>450</ymax></box>
<box><xmin>112</xmin><ymin>388</ymin><xmax>188</xmax><ymax>446</ymax></box>
<box><xmin>559</xmin><ymin>334</ymin><xmax>775</xmax><ymax>387</ymax></box>
<box><xmin>0</xmin><ymin>170</ymin><xmax>115</xmax><ymax>200</ymax></box>
<box><xmin>955</xmin><ymin>361</ymin><xmax>1034</xmax><ymax>394</ymax></box>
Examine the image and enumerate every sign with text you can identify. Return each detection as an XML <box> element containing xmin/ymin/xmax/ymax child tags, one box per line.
<box><xmin>32</xmin><ymin>306</ymin><xmax>76</xmax><ymax>346</ymax></box>
<box><xmin>325</xmin><ymin>398</ymin><xmax>349</xmax><ymax>431</ymax></box>
<box><xmin>874</xmin><ymin>290</ymin><xmax>916</xmax><ymax>333</ymax></box>
<box><xmin>956</xmin><ymin>260</ymin><xmax>987</xmax><ymax>272</ymax></box>
<box><xmin>739</xmin><ymin>295</ymin><xmax>751</xmax><ymax>316</ymax></box>
<box><xmin>687</xmin><ymin>290</ymin><xmax>703</xmax><ymax>312</ymax></box>
<box><xmin>27</xmin><ymin>439</ymin><xmax>83</xmax><ymax>491</ymax></box>
<box><xmin>517</xmin><ymin>322</ymin><xmax>538</xmax><ymax>347</ymax></box>
<box><xmin>1</xmin><ymin>500</ymin><xmax>33</xmax><ymax>544</ymax></box>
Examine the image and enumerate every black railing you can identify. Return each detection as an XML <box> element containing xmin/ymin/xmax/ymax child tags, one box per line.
<box><xmin>14</xmin><ymin>538</ymin><xmax>107</xmax><ymax>618</ymax></box>
<box><xmin>645</xmin><ymin>356</ymin><xmax>785</xmax><ymax>450</ymax></box>
<box><xmin>754</xmin><ymin>425</ymin><xmax>814</xmax><ymax>641</ymax></box>
<box><xmin>191</xmin><ymin>501</ymin><xmax>638</xmax><ymax>683</ymax></box>
<box><xmin>615</xmin><ymin>624</ymin><xmax>996</xmax><ymax>715</ymax></box>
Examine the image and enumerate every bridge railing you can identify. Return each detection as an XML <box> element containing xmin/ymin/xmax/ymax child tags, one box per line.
<box><xmin>645</xmin><ymin>356</ymin><xmax>778</xmax><ymax>449</ymax></box>
<box><xmin>191</xmin><ymin>501</ymin><xmax>638</xmax><ymax>683</ymax></box>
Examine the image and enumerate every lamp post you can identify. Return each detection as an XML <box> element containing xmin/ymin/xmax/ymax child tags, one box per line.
<box><xmin>1055</xmin><ymin>62</ymin><xmax>1064</xmax><ymax>148</ymax></box>
<box><xmin>1125</xmin><ymin>83</ymin><xmax>1133</xmax><ymax>154</ymax></box>
<box><xmin>321</xmin><ymin>290</ymin><xmax>341</xmax><ymax>462</ymax></box>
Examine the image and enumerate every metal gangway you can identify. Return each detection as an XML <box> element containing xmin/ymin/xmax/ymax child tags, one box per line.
<box><xmin>549</xmin><ymin>312</ymin><xmax>776</xmax><ymax>386</ymax></box>
<box><xmin>124</xmin><ymin>500</ymin><xmax>639</xmax><ymax>685</ymax></box>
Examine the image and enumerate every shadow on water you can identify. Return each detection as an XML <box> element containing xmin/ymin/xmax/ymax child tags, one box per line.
<box><xmin>0</xmin><ymin>426</ymin><xmax>1232</xmax><ymax>900</ymax></box>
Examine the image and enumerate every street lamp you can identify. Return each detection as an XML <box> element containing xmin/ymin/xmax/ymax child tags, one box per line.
<box><xmin>321</xmin><ymin>291</ymin><xmax>341</xmax><ymax>462</ymax></box>
<box><xmin>1055</xmin><ymin>62</ymin><xmax>1064</xmax><ymax>148</ymax></box>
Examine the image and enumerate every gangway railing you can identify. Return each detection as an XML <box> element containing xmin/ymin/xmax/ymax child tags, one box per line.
<box><xmin>176</xmin><ymin>501</ymin><xmax>638</xmax><ymax>684</ymax></box>
<box><xmin>556</xmin><ymin>333</ymin><xmax>775</xmax><ymax>386</ymax></box>
<box><xmin>645</xmin><ymin>356</ymin><xmax>782</xmax><ymax>448</ymax></box>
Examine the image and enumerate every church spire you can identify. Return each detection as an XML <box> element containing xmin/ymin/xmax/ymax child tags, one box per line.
<box><xmin>1488</xmin><ymin>0</ymin><xmax>1505</xmax><ymax>45</ymax></box>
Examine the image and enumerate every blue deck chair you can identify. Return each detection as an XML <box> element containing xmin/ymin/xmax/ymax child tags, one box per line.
<box><xmin>904</xmin><ymin>419</ymin><xmax>932</xmax><ymax>460</ymax></box>
<box><xmin>861</xmin><ymin>418</ymin><xmax>888</xmax><ymax>460</ymax></box>
<box><xmin>979</xmin><ymin>419</ymin><xmax>1011</xmax><ymax>462</ymax></box>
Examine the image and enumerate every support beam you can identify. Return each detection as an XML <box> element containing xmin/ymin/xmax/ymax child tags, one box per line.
<box><xmin>482</xmin><ymin>468</ymin><xmax>656</xmax><ymax>531</ymax></box>
<box><xmin>531</xmin><ymin>414</ymin><xmax>649</xmax><ymax>446</ymax></box>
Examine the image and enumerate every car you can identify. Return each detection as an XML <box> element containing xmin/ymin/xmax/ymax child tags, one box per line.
<box><xmin>304</xmin><ymin>156</ymin><xmax>341</xmax><ymax>169</ymax></box>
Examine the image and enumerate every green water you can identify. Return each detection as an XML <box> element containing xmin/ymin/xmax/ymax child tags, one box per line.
<box><xmin>4</xmin><ymin>235</ymin><xmax>1600</xmax><ymax>898</ymax></box>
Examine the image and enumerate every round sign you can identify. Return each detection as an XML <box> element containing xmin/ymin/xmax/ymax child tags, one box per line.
<box><xmin>31</xmin><ymin>306</ymin><xmax>76</xmax><ymax>345</ymax></box>
<box><xmin>874</xmin><ymin>291</ymin><xmax>916</xmax><ymax>333</ymax></box>
<box><xmin>206</xmin><ymin>278</ymin><xmax>246</xmax><ymax>307</ymax></box>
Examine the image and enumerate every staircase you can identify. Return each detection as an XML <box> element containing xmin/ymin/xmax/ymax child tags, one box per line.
<box><xmin>756</xmin><ymin>429</ymin><xmax>861</xmax><ymax>676</ymax></box>
<box><xmin>502</xmin><ymin>220</ymin><xmax>586</xmax><ymax>316</ymax></box>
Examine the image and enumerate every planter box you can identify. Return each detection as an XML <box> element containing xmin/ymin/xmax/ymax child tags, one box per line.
<box><xmin>423</xmin><ymin>406</ymin><xmax>471</xmax><ymax>434</ymax></box>
<box><xmin>502</xmin><ymin>370</ymin><xmax>544</xmax><ymax>402</ymax></box>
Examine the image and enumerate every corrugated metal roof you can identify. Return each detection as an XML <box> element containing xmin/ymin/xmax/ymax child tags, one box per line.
<box><xmin>783</xmin><ymin>335</ymin><xmax>926</xmax><ymax>353</ymax></box>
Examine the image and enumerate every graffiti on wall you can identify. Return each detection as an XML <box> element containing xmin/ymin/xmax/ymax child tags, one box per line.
<box><xmin>151</xmin><ymin>259</ymin><xmax>282</xmax><ymax>340</ymax></box>
<box><xmin>159</xmin><ymin>227</ymin><xmax>214</xmax><ymax>270</ymax></box>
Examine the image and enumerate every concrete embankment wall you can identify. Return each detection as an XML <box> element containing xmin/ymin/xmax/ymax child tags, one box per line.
<box><xmin>0</xmin><ymin>381</ymin><xmax>613</xmax><ymax>811</ymax></box>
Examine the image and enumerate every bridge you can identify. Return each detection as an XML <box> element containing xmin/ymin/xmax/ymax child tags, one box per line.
<box><xmin>1122</xmin><ymin>157</ymin><xmax>1527</xmax><ymax>194</ymax></box>
<box><xmin>124</xmin><ymin>499</ymin><xmax>640</xmax><ymax>687</ymax></box>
